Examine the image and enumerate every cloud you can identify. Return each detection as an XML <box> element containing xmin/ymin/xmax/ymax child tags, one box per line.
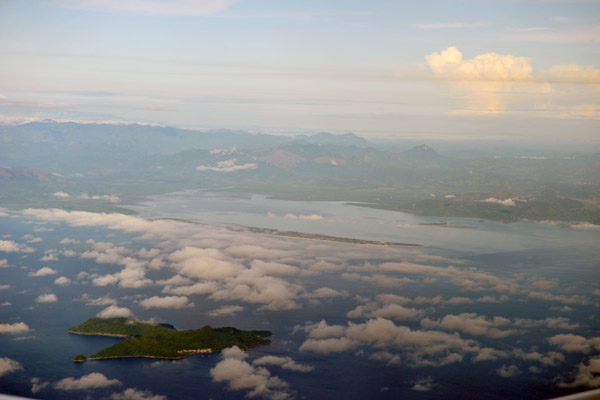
<box><xmin>54</xmin><ymin>372</ymin><xmax>121</xmax><ymax>391</ymax></box>
<box><xmin>480</xmin><ymin>197</ymin><xmax>516</xmax><ymax>206</ymax></box>
<box><xmin>426</xmin><ymin>46</ymin><xmax>532</xmax><ymax>82</ymax></box>
<box><xmin>422</xmin><ymin>313</ymin><xmax>515</xmax><ymax>338</ymax></box>
<box><xmin>36</xmin><ymin>293</ymin><xmax>58</xmax><ymax>303</ymax></box>
<box><xmin>210</xmin><ymin>346</ymin><xmax>293</xmax><ymax>400</ymax></box>
<box><xmin>207</xmin><ymin>305</ymin><xmax>244</xmax><ymax>317</ymax></box>
<box><xmin>415</xmin><ymin>22</ymin><xmax>487</xmax><ymax>29</ymax></box>
<box><xmin>412</xmin><ymin>377</ymin><xmax>434</xmax><ymax>391</ymax></box>
<box><xmin>548</xmin><ymin>334</ymin><xmax>600</xmax><ymax>353</ymax></box>
<box><xmin>0</xmin><ymin>322</ymin><xmax>30</xmax><ymax>334</ymax></box>
<box><xmin>556</xmin><ymin>357</ymin><xmax>600</xmax><ymax>388</ymax></box>
<box><xmin>31</xmin><ymin>377</ymin><xmax>50</xmax><ymax>394</ymax></box>
<box><xmin>53</xmin><ymin>191</ymin><xmax>70</xmax><ymax>198</ymax></box>
<box><xmin>109</xmin><ymin>388</ymin><xmax>167</xmax><ymax>400</ymax></box>
<box><xmin>54</xmin><ymin>276</ymin><xmax>71</xmax><ymax>285</ymax></box>
<box><xmin>0</xmin><ymin>357</ymin><xmax>23</xmax><ymax>376</ymax></box>
<box><xmin>48</xmin><ymin>0</ymin><xmax>238</xmax><ymax>16</ymax></box>
<box><xmin>299</xmin><ymin>318</ymin><xmax>478</xmax><ymax>367</ymax></box>
<box><xmin>253</xmin><ymin>356</ymin><xmax>314</xmax><ymax>372</ymax></box>
<box><xmin>541</xmin><ymin>64</ymin><xmax>600</xmax><ymax>84</ymax></box>
<box><xmin>497</xmin><ymin>365</ymin><xmax>520</xmax><ymax>378</ymax></box>
<box><xmin>196</xmin><ymin>159</ymin><xmax>258</xmax><ymax>172</ymax></box>
<box><xmin>60</xmin><ymin>238</ymin><xmax>80</xmax><ymax>244</ymax></box>
<box><xmin>0</xmin><ymin>259</ymin><xmax>8</xmax><ymax>268</ymax></box>
<box><xmin>28</xmin><ymin>267</ymin><xmax>58</xmax><ymax>277</ymax></box>
<box><xmin>97</xmin><ymin>305</ymin><xmax>133</xmax><ymax>318</ymax></box>
<box><xmin>139</xmin><ymin>295</ymin><xmax>192</xmax><ymax>309</ymax></box>
<box><xmin>284</xmin><ymin>214</ymin><xmax>323</xmax><ymax>221</ymax></box>
<box><xmin>0</xmin><ymin>240</ymin><xmax>35</xmax><ymax>253</ymax></box>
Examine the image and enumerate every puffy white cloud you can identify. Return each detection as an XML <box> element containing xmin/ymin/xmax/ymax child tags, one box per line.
<box><xmin>299</xmin><ymin>318</ymin><xmax>479</xmax><ymax>367</ymax></box>
<box><xmin>54</xmin><ymin>372</ymin><xmax>121</xmax><ymax>390</ymax></box>
<box><xmin>0</xmin><ymin>322</ymin><xmax>30</xmax><ymax>334</ymax></box>
<box><xmin>36</xmin><ymin>294</ymin><xmax>58</xmax><ymax>303</ymax></box>
<box><xmin>0</xmin><ymin>240</ymin><xmax>34</xmax><ymax>253</ymax></box>
<box><xmin>422</xmin><ymin>313</ymin><xmax>515</xmax><ymax>338</ymax></box>
<box><xmin>60</xmin><ymin>238</ymin><xmax>80</xmax><ymax>244</ymax></box>
<box><xmin>548</xmin><ymin>334</ymin><xmax>600</xmax><ymax>353</ymax></box>
<box><xmin>109</xmin><ymin>388</ymin><xmax>167</xmax><ymax>400</ymax></box>
<box><xmin>253</xmin><ymin>356</ymin><xmax>314</xmax><ymax>372</ymax></box>
<box><xmin>53</xmin><ymin>191</ymin><xmax>70</xmax><ymax>198</ymax></box>
<box><xmin>54</xmin><ymin>276</ymin><xmax>71</xmax><ymax>285</ymax></box>
<box><xmin>0</xmin><ymin>259</ymin><xmax>8</xmax><ymax>268</ymax></box>
<box><xmin>28</xmin><ymin>267</ymin><xmax>58</xmax><ymax>277</ymax></box>
<box><xmin>0</xmin><ymin>357</ymin><xmax>23</xmax><ymax>376</ymax></box>
<box><xmin>426</xmin><ymin>46</ymin><xmax>532</xmax><ymax>82</ymax></box>
<box><xmin>207</xmin><ymin>305</ymin><xmax>244</xmax><ymax>317</ymax></box>
<box><xmin>139</xmin><ymin>296</ymin><xmax>192</xmax><ymax>309</ymax></box>
<box><xmin>210</xmin><ymin>346</ymin><xmax>292</xmax><ymax>400</ymax></box>
<box><xmin>97</xmin><ymin>305</ymin><xmax>133</xmax><ymax>318</ymax></box>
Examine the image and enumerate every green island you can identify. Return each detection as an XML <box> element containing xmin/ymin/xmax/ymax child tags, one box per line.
<box><xmin>68</xmin><ymin>318</ymin><xmax>272</xmax><ymax>362</ymax></box>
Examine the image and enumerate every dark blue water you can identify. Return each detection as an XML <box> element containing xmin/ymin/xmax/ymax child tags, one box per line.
<box><xmin>0</xmin><ymin>199</ymin><xmax>598</xmax><ymax>400</ymax></box>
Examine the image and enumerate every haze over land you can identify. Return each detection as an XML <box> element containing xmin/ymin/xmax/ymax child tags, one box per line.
<box><xmin>0</xmin><ymin>1</ymin><xmax>599</xmax><ymax>400</ymax></box>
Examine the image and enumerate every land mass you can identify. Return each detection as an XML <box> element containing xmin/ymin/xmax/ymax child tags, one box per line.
<box><xmin>68</xmin><ymin>318</ymin><xmax>272</xmax><ymax>362</ymax></box>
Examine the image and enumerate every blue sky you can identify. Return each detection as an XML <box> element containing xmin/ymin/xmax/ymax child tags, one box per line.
<box><xmin>0</xmin><ymin>0</ymin><xmax>599</xmax><ymax>146</ymax></box>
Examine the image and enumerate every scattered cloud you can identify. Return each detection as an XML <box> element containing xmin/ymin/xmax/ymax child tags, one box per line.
<box><xmin>497</xmin><ymin>364</ymin><xmax>520</xmax><ymax>378</ymax></box>
<box><xmin>36</xmin><ymin>293</ymin><xmax>58</xmax><ymax>303</ymax></box>
<box><xmin>54</xmin><ymin>276</ymin><xmax>71</xmax><ymax>285</ymax></box>
<box><xmin>556</xmin><ymin>357</ymin><xmax>600</xmax><ymax>388</ymax></box>
<box><xmin>207</xmin><ymin>305</ymin><xmax>244</xmax><ymax>317</ymax></box>
<box><xmin>253</xmin><ymin>355</ymin><xmax>314</xmax><ymax>372</ymax></box>
<box><xmin>210</xmin><ymin>346</ymin><xmax>293</xmax><ymax>400</ymax></box>
<box><xmin>0</xmin><ymin>322</ymin><xmax>30</xmax><ymax>334</ymax></box>
<box><xmin>108</xmin><ymin>388</ymin><xmax>167</xmax><ymax>400</ymax></box>
<box><xmin>54</xmin><ymin>372</ymin><xmax>121</xmax><ymax>391</ymax></box>
<box><xmin>97</xmin><ymin>305</ymin><xmax>133</xmax><ymax>318</ymax></box>
<box><xmin>139</xmin><ymin>295</ymin><xmax>193</xmax><ymax>309</ymax></box>
<box><xmin>28</xmin><ymin>267</ymin><xmax>58</xmax><ymax>277</ymax></box>
<box><xmin>0</xmin><ymin>357</ymin><xmax>23</xmax><ymax>376</ymax></box>
<box><xmin>0</xmin><ymin>240</ymin><xmax>35</xmax><ymax>253</ymax></box>
<box><xmin>548</xmin><ymin>334</ymin><xmax>600</xmax><ymax>353</ymax></box>
<box><xmin>412</xmin><ymin>377</ymin><xmax>434</xmax><ymax>391</ymax></box>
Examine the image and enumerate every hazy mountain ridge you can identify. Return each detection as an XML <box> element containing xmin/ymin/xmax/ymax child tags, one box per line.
<box><xmin>1</xmin><ymin>121</ymin><xmax>599</xmax><ymax>223</ymax></box>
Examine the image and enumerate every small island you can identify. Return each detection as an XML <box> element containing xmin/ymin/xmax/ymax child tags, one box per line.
<box><xmin>68</xmin><ymin>318</ymin><xmax>272</xmax><ymax>362</ymax></box>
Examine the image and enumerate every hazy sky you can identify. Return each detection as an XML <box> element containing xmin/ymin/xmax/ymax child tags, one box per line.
<box><xmin>0</xmin><ymin>0</ymin><xmax>599</xmax><ymax>145</ymax></box>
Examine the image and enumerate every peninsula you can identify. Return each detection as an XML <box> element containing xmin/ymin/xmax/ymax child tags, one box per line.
<box><xmin>68</xmin><ymin>318</ymin><xmax>272</xmax><ymax>362</ymax></box>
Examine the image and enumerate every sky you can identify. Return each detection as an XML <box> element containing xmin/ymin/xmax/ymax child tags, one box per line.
<box><xmin>0</xmin><ymin>0</ymin><xmax>599</xmax><ymax>146</ymax></box>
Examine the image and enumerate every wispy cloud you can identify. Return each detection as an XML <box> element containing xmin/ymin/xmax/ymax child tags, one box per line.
<box><xmin>48</xmin><ymin>0</ymin><xmax>239</xmax><ymax>17</ymax></box>
<box><xmin>414</xmin><ymin>22</ymin><xmax>488</xmax><ymax>29</ymax></box>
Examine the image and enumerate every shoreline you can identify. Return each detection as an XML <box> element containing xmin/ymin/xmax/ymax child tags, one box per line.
<box><xmin>72</xmin><ymin>341</ymin><xmax>271</xmax><ymax>362</ymax></box>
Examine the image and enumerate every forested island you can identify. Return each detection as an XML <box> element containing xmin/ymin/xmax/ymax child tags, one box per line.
<box><xmin>68</xmin><ymin>318</ymin><xmax>272</xmax><ymax>362</ymax></box>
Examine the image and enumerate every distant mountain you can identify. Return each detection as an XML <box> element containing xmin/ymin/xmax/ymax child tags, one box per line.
<box><xmin>294</xmin><ymin>132</ymin><xmax>375</xmax><ymax>148</ymax></box>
